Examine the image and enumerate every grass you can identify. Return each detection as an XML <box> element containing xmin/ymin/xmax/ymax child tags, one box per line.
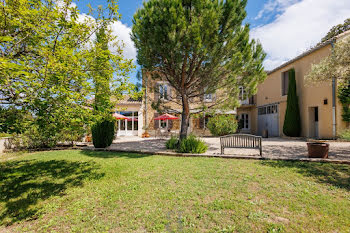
<box><xmin>0</xmin><ymin>150</ymin><xmax>349</xmax><ymax>232</ymax></box>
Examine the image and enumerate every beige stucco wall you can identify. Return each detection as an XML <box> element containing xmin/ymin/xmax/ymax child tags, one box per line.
<box><xmin>257</xmin><ymin>44</ymin><xmax>338</xmax><ymax>139</ymax></box>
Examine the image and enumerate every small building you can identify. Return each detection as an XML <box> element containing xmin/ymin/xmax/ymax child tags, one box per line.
<box><xmin>237</xmin><ymin>31</ymin><xmax>350</xmax><ymax>139</ymax></box>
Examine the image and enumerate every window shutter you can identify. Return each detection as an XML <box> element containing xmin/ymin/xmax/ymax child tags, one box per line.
<box><xmin>212</xmin><ymin>93</ymin><xmax>217</xmax><ymax>102</ymax></box>
<box><xmin>154</xmin><ymin>113</ymin><xmax>159</xmax><ymax>129</ymax></box>
<box><xmin>199</xmin><ymin>116</ymin><xmax>204</xmax><ymax>129</ymax></box>
<box><xmin>168</xmin><ymin>86</ymin><xmax>172</xmax><ymax>100</ymax></box>
<box><xmin>168</xmin><ymin>119</ymin><xmax>173</xmax><ymax>129</ymax></box>
<box><xmin>154</xmin><ymin>83</ymin><xmax>160</xmax><ymax>101</ymax></box>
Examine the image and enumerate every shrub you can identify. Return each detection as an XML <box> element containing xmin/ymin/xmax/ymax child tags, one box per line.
<box><xmin>283</xmin><ymin>68</ymin><xmax>301</xmax><ymax>137</ymax></box>
<box><xmin>339</xmin><ymin>129</ymin><xmax>350</xmax><ymax>141</ymax></box>
<box><xmin>166</xmin><ymin>136</ymin><xmax>179</xmax><ymax>149</ymax></box>
<box><xmin>177</xmin><ymin>135</ymin><xmax>208</xmax><ymax>154</ymax></box>
<box><xmin>92</xmin><ymin>117</ymin><xmax>116</xmax><ymax>148</ymax></box>
<box><xmin>206</xmin><ymin>115</ymin><xmax>238</xmax><ymax>136</ymax></box>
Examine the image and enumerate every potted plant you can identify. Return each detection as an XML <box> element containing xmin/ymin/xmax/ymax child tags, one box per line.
<box><xmin>307</xmin><ymin>142</ymin><xmax>329</xmax><ymax>158</ymax></box>
<box><xmin>142</xmin><ymin>126</ymin><xmax>150</xmax><ymax>138</ymax></box>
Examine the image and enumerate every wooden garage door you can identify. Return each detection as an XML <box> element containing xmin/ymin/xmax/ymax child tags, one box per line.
<box><xmin>258</xmin><ymin>104</ymin><xmax>279</xmax><ymax>137</ymax></box>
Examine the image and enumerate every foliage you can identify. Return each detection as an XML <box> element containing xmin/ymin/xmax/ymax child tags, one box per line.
<box><xmin>177</xmin><ymin>134</ymin><xmax>208</xmax><ymax>154</ymax></box>
<box><xmin>306</xmin><ymin>37</ymin><xmax>350</xmax><ymax>122</ymax></box>
<box><xmin>165</xmin><ymin>136</ymin><xmax>179</xmax><ymax>149</ymax></box>
<box><xmin>306</xmin><ymin>37</ymin><xmax>350</xmax><ymax>83</ymax></box>
<box><xmin>0</xmin><ymin>106</ymin><xmax>30</xmax><ymax>134</ymax></box>
<box><xmin>283</xmin><ymin>69</ymin><xmax>301</xmax><ymax>137</ymax></box>
<box><xmin>338</xmin><ymin>81</ymin><xmax>350</xmax><ymax>122</ymax></box>
<box><xmin>320</xmin><ymin>18</ymin><xmax>350</xmax><ymax>44</ymax></box>
<box><xmin>207</xmin><ymin>115</ymin><xmax>238</xmax><ymax>136</ymax></box>
<box><xmin>339</xmin><ymin>129</ymin><xmax>350</xmax><ymax>141</ymax></box>
<box><xmin>91</xmin><ymin>117</ymin><xmax>116</xmax><ymax>148</ymax></box>
<box><xmin>132</xmin><ymin>0</ymin><xmax>266</xmax><ymax>139</ymax></box>
<box><xmin>0</xmin><ymin>0</ymin><xmax>134</xmax><ymax>148</ymax></box>
<box><xmin>0</xmin><ymin>132</ymin><xmax>11</xmax><ymax>138</ymax></box>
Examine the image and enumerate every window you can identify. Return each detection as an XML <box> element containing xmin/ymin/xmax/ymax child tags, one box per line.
<box><xmin>282</xmin><ymin>71</ymin><xmax>289</xmax><ymax>96</ymax></box>
<box><xmin>160</xmin><ymin>119</ymin><xmax>167</xmax><ymax>129</ymax></box>
<box><xmin>203</xmin><ymin>87</ymin><xmax>213</xmax><ymax>102</ymax></box>
<box><xmin>239</xmin><ymin>86</ymin><xmax>246</xmax><ymax>100</ymax></box>
<box><xmin>159</xmin><ymin>84</ymin><xmax>168</xmax><ymax>100</ymax></box>
<box><xmin>204</xmin><ymin>93</ymin><xmax>213</xmax><ymax>101</ymax></box>
<box><xmin>240</xmin><ymin>114</ymin><xmax>249</xmax><ymax>129</ymax></box>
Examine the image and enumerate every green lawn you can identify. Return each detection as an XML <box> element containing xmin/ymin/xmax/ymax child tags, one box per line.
<box><xmin>0</xmin><ymin>151</ymin><xmax>349</xmax><ymax>232</ymax></box>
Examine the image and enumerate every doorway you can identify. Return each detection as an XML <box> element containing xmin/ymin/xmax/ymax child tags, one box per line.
<box><xmin>309</xmin><ymin>107</ymin><xmax>319</xmax><ymax>138</ymax></box>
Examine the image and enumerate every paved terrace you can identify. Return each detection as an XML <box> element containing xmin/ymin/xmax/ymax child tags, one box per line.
<box><xmin>86</xmin><ymin>137</ymin><xmax>350</xmax><ymax>163</ymax></box>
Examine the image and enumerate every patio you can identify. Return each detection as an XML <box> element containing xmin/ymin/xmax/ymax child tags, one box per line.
<box><xmin>103</xmin><ymin>137</ymin><xmax>350</xmax><ymax>162</ymax></box>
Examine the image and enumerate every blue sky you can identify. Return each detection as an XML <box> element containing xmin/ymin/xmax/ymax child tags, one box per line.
<box><xmin>74</xmin><ymin>0</ymin><xmax>350</xmax><ymax>82</ymax></box>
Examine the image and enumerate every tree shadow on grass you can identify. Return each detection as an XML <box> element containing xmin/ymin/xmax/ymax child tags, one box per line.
<box><xmin>80</xmin><ymin>150</ymin><xmax>152</xmax><ymax>159</ymax></box>
<box><xmin>0</xmin><ymin>159</ymin><xmax>104</xmax><ymax>225</ymax></box>
<box><xmin>260</xmin><ymin>160</ymin><xmax>350</xmax><ymax>191</ymax></box>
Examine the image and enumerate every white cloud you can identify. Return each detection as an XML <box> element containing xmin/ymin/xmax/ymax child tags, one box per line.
<box><xmin>255</xmin><ymin>0</ymin><xmax>300</xmax><ymax>20</ymax></box>
<box><xmin>109</xmin><ymin>21</ymin><xmax>137</xmax><ymax>61</ymax></box>
<box><xmin>251</xmin><ymin>0</ymin><xmax>350</xmax><ymax>71</ymax></box>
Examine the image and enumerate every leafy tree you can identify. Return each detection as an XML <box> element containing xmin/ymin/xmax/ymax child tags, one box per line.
<box><xmin>0</xmin><ymin>0</ymin><xmax>134</xmax><ymax>148</ymax></box>
<box><xmin>306</xmin><ymin>37</ymin><xmax>350</xmax><ymax>124</ymax></box>
<box><xmin>132</xmin><ymin>0</ymin><xmax>266</xmax><ymax>140</ymax></box>
<box><xmin>207</xmin><ymin>115</ymin><xmax>238</xmax><ymax>136</ymax></box>
<box><xmin>320</xmin><ymin>18</ymin><xmax>350</xmax><ymax>43</ymax></box>
<box><xmin>283</xmin><ymin>69</ymin><xmax>301</xmax><ymax>137</ymax></box>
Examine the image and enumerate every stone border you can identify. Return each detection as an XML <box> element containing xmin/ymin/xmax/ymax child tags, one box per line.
<box><xmin>83</xmin><ymin>147</ymin><xmax>350</xmax><ymax>165</ymax></box>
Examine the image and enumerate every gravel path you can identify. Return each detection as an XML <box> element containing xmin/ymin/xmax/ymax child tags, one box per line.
<box><xmin>107</xmin><ymin>136</ymin><xmax>350</xmax><ymax>161</ymax></box>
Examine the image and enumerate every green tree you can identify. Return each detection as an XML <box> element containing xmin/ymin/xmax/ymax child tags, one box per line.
<box><xmin>283</xmin><ymin>69</ymin><xmax>301</xmax><ymax>137</ymax></box>
<box><xmin>132</xmin><ymin>0</ymin><xmax>266</xmax><ymax>140</ymax></box>
<box><xmin>306</xmin><ymin>37</ymin><xmax>350</xmax><ymax>124</ymax></box>
<box><xmin>0</xmin><ymin>0</ymin><xmax>134</xmax><ymax>148</ymax></box>
<box><xmin>320</xmin><ymin>18</ymin><xmax>350</xmax><ymax>43</ymax></box>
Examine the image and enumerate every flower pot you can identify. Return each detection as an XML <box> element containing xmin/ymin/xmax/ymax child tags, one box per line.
<box><xmin>142</xmin><ymin>132</ymin><xmax>150</xmax><ymax>138</ymax></box>
<box><xmin>307</xmin><ymin>142</ymin><xmax>329</xmax><ymax>158</ymax></box>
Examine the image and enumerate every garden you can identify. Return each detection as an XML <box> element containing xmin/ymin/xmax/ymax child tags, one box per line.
<box><xmin>1</xmin><ymin>150</ymin><xmax>349</xmax><ymax>232</ymax></box>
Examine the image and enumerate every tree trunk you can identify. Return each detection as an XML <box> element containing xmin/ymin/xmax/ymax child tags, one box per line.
<box><xmin>180</xmin><ymin>95</ymin><xmax>190</xmax><ymax>140</ymax></box>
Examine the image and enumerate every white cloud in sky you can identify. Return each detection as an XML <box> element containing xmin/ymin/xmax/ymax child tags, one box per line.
<box><xmin>251</xmin><ymin>0</ymin><xmax>350</xmax><ymax>71</ymax></box>
<box><xmin>255</xmin><ymin>0</ymin><xmax>300</xmax><ymax>20</ymax></box>
<box><xmin>109</xmin><ymin>21</ymin><xmax>137</xmax><ymax>61</ymax></box>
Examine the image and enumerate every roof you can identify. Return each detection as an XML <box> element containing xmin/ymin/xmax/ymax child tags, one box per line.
<box><xmin>115</xmin><ymin>96</ymin><xmax>142</xmax><ymax>105</ymax></box>
<box><xmin>266</xmin><ymin>29</ymin><xmax>350</xmax><ymax>75</ymax></box>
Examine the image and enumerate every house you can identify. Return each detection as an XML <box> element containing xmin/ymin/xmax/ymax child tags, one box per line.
<box><xmin>114</xmin><ymin>96</ymin><xmax>143</xmax><ymax>137</ymax></box>
<box><xmin>237</xmin><ymin>30</ymin><xmax>350</xmax><ymax>139</ymax></box>
<box><xmin>116</xmin><ymin>31</ymin><xmax>349</xmax><ymax>139</ymax></box>
<box><xmin>140</xmin><ymin>72</ymin><xmax>236</xmax><ymax>137</ymax></box>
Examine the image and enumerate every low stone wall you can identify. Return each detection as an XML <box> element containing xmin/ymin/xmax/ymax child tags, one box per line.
<box><xmin>0</xmin><ymin>137</ymin><xmax>12</xmax><ymax>154</ymax></box>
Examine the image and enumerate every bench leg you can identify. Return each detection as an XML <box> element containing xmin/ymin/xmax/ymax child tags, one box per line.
<box><xmin>260</xmin><ymin>147</ymin><xmax>262</xmax><ymax>157</ymax></box>
<box><xmin>221</xmin><ymin>147</ymin><xmax>224</xmax><ymax>155</ymax></box>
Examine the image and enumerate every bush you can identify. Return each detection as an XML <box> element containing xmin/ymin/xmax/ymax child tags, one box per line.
<box><xmin>339</xmin><ymin>129</ymin><xmax>350</xmax><ymax>141</ymax></box>
<box><xmin>92</xmin><ymin>117</ymin><xmax>116</xmax><ymax>148</ymax></box>
<box><xmin>206</xmin><ymin>115</ymin><xmax>238</xmax><ymax>136</ymax></box>
<box><xmin>177</xmin><ymin>135</ymin><xmax>208</xmax><ymax>154</ymax></box>
<box><xmin>166</xmin><ymin>136</ymin><xmax>179</xmax><ymax>149</ymax></box>
<box><xmin>283</xmin><ymin>68</ymin><xmax>301</xmax><ymax>137</ymax></box>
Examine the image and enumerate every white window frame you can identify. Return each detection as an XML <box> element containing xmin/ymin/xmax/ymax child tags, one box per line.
<box><xmin>159</xmin><ymin>84</ymin><xmax>168</xmax><ymax>100</ymax></box>
<box><xmin>159</xmin><ymin>119</ymin><xmax>168</xmax><ymax>129</ymax></box>
<box><xmin>240</xmin><ymin>113</ymin><xmax>250</xmax><ymax>130</ymax></box>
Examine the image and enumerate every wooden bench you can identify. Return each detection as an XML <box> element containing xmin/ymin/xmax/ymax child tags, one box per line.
<box><xmin>220</xmin><ymin>134</ymin><xmax>262</xmax><ymax>156</ymax></box>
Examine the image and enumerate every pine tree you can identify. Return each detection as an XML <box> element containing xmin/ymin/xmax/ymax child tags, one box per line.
<box><xmin>132</xmin><ymin>0</ymin><xmax>266</xmax><ymax>140</ymax></box>
<box><xmin>283</xmin><ymin>69</ymin><xmax>301</xmax><ymax>137</ymax></box>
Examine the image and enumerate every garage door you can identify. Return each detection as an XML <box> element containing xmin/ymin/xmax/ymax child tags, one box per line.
<box><xmin>258</xmin><ymin>104</ymin><xmax>279</xmax><ymax>137</ymax></box>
